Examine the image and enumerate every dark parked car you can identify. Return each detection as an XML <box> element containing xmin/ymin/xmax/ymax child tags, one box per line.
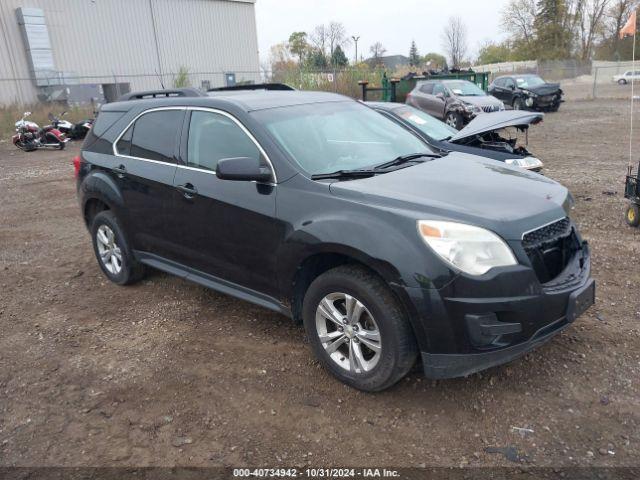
<box><xmin>489</xmin><ymin>74</ymin><xmax>563</xmax><ymax>112</ymax></box>
<box><xmin>368</xmin><ymin>102</ymin><xmax>544</xmax><ymax>172</ymax></box>
<box><xmin>76</xmin><ymin>88</ymin><xmax>594</xmax><ymax>391</ymax></box>
<box><xmin>406</xmin><ymin>79</ymin><xmax>505</xmax><ymax>129</ymax></box>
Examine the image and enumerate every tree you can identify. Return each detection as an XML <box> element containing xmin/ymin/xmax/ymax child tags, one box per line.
<box><xmin>173</xmin><ymin>66</ymin><xmax>190</xmax><ymax>88</ymax></box>
<box><xmin>596</xmin><ymin>0</ymin><xmax>634</xmax><ymax>58</ymax></box>
<box><xmin>331</xmin><ymin>45</ymin><xmax>349</xmax><ymax>67</ymax></box>
<box><xmin>369</xmin><ymin>41</ymin><xmax>387</xmax><ymax>59</ymax></box>
<box><xmin>441</xmin><ymin>16</ymin><xmax>468</xmax><ymax>68</ymax></box>
<box><xmin>577</xmin><ymin>0</ymin><xmax>612</xmax><ymax>61</ymax></box>
<box><xmin>476</xmin><ymin>41</ymin><xmax>512</xmax><ymax>64</ymax></box>
<box><xmin>422</xmin><ymin>52</ymin><xmax>448</xmax><ymax>70</ymax></box>
<box><xmin>310</xmin><ymin>24</ymin><xmax>329</xmax><ymax>56</ymax></box>
<box><xmin>288</xmin><ymin>31</ymin><xmax>309</xmax><ymax>63</ymax></box>
<box><xmin>409</xmin><ymin>40</ymin><xmax>420</xmax><ymax>66</ymax></box>
<box><xmin>308</xmin><ymin>49</ymin><xmax>328</xmax><ymax>69</ymax></box>
<box><xmin>501</xmin><ymin>0</ymin><xmax>538</xmax><ymax>44</ymax></box>
<box><xmin>534</xmin><ymin>0</ymin><xmax>573</xmax><ymax>59</ymax></box>
<box><xmin>327</xmin><ymin>21</ymin><xmax>349</xmax><ymax>57</ymax></box>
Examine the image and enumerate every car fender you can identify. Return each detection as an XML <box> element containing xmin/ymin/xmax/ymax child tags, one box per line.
<box><xmin>276</xmin><ymin>216</ymin><xmax>448</xmax><ymax>353</ymax></box>
<box><xmin>80</xmin><ymin>170</ymin><xmax>126</xmax><ymax>225</ymax></box>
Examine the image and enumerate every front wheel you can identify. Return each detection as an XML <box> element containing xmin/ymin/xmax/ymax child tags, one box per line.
<box><xmin>513</xmin><ymin>97</ymin><xmax>525</xmax><ymax>110</ymax></box>
<box><xmin>619</xmin><ymin>79</ymin><xmax>628</xmax><ymax>85</ymax></box>
<box><xmin>626</xmin><ymin>203</ymin><xmax>640</xmax><ymax>227</ymax></box>
<box><xmin>445</xmin><ymin>111</ymin><xmax>464</xmax><ymax>130</ymax></box>
<box><xmin>302</xmin><ymin>265</ymin><xmax>418</xmax><ymax>392</ymax></box>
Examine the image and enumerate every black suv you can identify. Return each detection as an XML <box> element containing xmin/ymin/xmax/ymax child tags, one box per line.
<box><xmin>76</xmin><ymin>88</ymin><xmax>594</xmax><ymax>391</ymax></box>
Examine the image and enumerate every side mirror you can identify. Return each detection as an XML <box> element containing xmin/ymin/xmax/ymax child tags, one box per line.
<box><xmin>509</xmin><ymin>84</ymin><xmax>516</xmax><ymax>90</ymax></box>
<box><xmin>216</xmin><ymin>156</ymin><xmax>272</xmax><ymax>182</ymax></box>
<box><xmin>436</xmin><ymin>92</ymin><xmax>445</xmax><ymax>100</ymax></box>
<box><xmin>24</xmin><ymin>111</ymin><xmax>31</xmax><ymax>117</ymax></box>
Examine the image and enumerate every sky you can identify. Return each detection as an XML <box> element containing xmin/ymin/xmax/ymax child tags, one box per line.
<box><xmin>254</xmin><ymin>0</ymin><xmax>511</xmax><ymax>64</ymax></box>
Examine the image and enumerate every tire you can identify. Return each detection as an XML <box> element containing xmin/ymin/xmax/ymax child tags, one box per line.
<box><xmin>626</xmin><ymin>203</ymin><xmax>640</xmax><ymax>227</ymax></box>
<box><xmin>58</xmin><ymin>141</ymin><xmax>66</xmax><ymax>150</ymax></box>
<box><xmin>619</xmin><ymin>79</ymin><xmax>627</xmax><ymax>85</ymax></box>
<box><xmin>513</xmin><ymin>97</ymin><xmax>525</xmax><ymax>110</ymax></box>
<box><xmin>445</xmin><ymin>111</ymin><xmax>464</xmax><ymax>130</ymax></box>
<box><xmin>90</xmin><ymin>210</ymin><xmax>145</xmax><ymax>285</ymax></box>
<box><xmin>302</xmin><ymin>265</ymin><xmax>418</xmax><ymax>392</ymax></box>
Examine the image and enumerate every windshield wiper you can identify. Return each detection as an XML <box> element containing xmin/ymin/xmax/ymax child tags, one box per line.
<box><xmin>311</xmin><ymin>169</ymin><xmax>378</xmax><ymax>180</ymax></box>
<box><xmin>374</xmin><ymin>153</ymin><xmax>440</xmax><ymax>171</ymax></box>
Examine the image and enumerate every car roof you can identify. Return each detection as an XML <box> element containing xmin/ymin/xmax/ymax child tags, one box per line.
<box><xmin>102</xmin><ymin>90</ymin><xmax>351</xmax><ymax>113</ymax></box>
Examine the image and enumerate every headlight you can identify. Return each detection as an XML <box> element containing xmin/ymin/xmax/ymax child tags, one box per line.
<box><xmin>417</xmin><ymin>220</ymin><xmax>517</xmax><ymax>276</ymax></box>
<box><xmin>505</xmin><ymin>156</ymin><xmax>544</xmax><ymax>170</ymax></box>
<box><xmin>498</xmin><ymin>103</ymin><xmax>505</xmax><ymax>111</ymax></box>
<box><xmin>462</xmin><ymin>103</ymin><xmax>481</xmax><ymax>113</ymax></box>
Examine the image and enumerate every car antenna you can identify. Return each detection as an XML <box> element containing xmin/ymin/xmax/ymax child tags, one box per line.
<box><xmin>156</xmin><ymin>69</ymin><xmax>165</xmax><ymax>89</ymax></box>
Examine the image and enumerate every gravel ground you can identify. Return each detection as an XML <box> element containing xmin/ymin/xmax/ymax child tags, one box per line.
<box><xmin>0</xmin><ymin>97</ymin><xmax>639</xmax><ymax>469</ymax></box>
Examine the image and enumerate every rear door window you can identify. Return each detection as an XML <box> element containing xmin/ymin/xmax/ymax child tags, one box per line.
<box><xmin>128</xmin><ymin>109</ymin><xmax>183</xmax><ymax>163</ymax></box>
<box><xmin>187</xmin><ymin>110</ymin><xmax>260</xmax><ymax>172</ymax></box>
<box><xmin>432</xmin><ymin>83</ymin><xmax>446</xmax><ymax>96</ymax></box>
<box><xmin>419</xmin><ymin>83</ymin><xmax>434</xmax><ymax>94</ymax></box>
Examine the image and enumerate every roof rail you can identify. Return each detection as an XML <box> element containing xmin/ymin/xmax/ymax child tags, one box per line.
<box><xmin>117</xmin><ymin>88</ymin><xmax>206</xmax><ymax>101</ymax></box>
<box><xmin>207</xmin><ymin>83</ymin><xmax>295</xmax><ymax>92</ymax></box>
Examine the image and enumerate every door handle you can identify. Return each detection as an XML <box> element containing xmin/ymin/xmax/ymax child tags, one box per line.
<box><xmin>112</xmin><ymin>164</ymin><xmax>126</xmax><ymax>177</ymax></box>
<box><xmin>176</xmin><ymin>183</ymin><xmax>197</xmax><ymax>198</ymax></box>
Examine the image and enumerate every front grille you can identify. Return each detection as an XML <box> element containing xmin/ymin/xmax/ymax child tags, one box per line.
<box><xmin>522</xmin><ymin>218</ymin><xmax>578</xmax><ymax>284</ymax></box>
<box><xmin>481</xmin><ymin>105</ymin><xmax>500</xmax><ymax>113</ymax></box>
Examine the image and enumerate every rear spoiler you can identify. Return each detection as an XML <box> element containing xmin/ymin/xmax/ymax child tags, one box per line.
<box><xmin>208</xmin><ymin>83</ymin><xmax>295</xmax><ymax>92</ymax></box>
<box><xmin>117</xmin><ymin>88</ymin><xmax>206</xmax><ymax>101</ymax></box>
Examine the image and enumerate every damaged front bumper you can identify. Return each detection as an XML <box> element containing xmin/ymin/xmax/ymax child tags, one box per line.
<box><xmin>395</xmin><ymin>236</ymin><xmax>594</xmax><ymax>379</ymax></box>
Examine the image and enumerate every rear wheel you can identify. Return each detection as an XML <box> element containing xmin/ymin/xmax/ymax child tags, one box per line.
<box><xmin>626</xmin><ymin>203</ymin><xmax>640</xmax><ymax>227</ymax></box>
<box><xmin>302</xmin><ymin>265</ymin><xmax>418</xmax><ymax>392</ymax></box>
<box><xmin>445</xmin><ymin>111</ymin><xmax>464</xmax><ymax>130</ymax></box>
<box><xmin>91</xmin><ymin>210</ymin><xmax>145</xmax><ymax>285</ymax></box>
<box><xmin>618</xmin><ymin>79</ymin><xmax>628</xmax><ymax>85</ymax></box>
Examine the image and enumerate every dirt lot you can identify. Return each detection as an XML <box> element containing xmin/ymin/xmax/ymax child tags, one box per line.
<box><xmin>1</xmin><ymin>96</ymin><xmax>639</xmax><ymax>470</ymax></box>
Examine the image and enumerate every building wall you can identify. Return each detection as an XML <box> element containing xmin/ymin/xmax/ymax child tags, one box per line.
<box><xmin>0</xmin><ymin>0</ymin><xmax>260</xmax><ymax>104</ymax></box>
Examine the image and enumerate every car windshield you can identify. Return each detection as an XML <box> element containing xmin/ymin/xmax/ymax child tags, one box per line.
<box><xmin>392</xmin><ymin>105</ymin><xmax>457</xmax><ymax>141</ymax></box>
<box><xmin>445</xmin><ymin>81</ymin><xmax>486</xmax><ymax>96</ymax></box>
<box><xmin>515</xmin><ymin>75</ymin><xmax>545</xmax><ymax>88</ymax></box>
<box><xmin>253</xmin><ymin>101</ymin><xmax>433</xmax><ymax>175</ymax></box>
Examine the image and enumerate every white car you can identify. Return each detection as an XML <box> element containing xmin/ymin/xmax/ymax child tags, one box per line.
<box><xmin>613</xmin><ymin>71</ymin><xmax>640</xmax><ymax>85</ymax></box>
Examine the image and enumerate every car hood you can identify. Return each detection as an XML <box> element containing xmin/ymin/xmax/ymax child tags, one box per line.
<box><xmin>522</xmin><ymin>83</ymin><xmax>562</xmax><ymax>95</ymax></box>
<box><xmin>458</xmin><ymin>95</ymin><xmax>503</xmax><ymax>107</ymax></box>
<box><xmin>448</xmin><ymin>110</ymin><xmax>544</xmax><ymax>143</ymax></box>
<box><xmin>328</xmin><ymin>153</ymin><xmax>569</xmax><ymax>240</ymax></box>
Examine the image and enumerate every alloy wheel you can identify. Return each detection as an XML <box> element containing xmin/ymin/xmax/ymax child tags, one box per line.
<box><xmin>315</xmin><ymin>292</ymin><xmax>382</xmax><ymax>374</ymax></box>
<box><xmin>96</xmin><ymin>224</ymin><xmax>123</xmax><ymax>275</ymax></box>
<box><xmin>445</xmin><ymin>114</ymin><xmax>458</xmax><ymax>129</ymax></box>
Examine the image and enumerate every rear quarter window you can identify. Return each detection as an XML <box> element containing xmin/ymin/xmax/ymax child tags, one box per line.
<box><xmin>92</xmin><ymin>110</ymin><xmax>126</xmax><ymax>137</ymax></box>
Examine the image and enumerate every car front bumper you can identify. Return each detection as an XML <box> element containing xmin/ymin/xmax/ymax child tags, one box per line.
<box><xmin>394</xmin><ymin>242</ymin><xmax>594</xmax><ymax>379</ymax></box>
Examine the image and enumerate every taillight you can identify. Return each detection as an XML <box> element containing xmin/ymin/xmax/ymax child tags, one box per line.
<box><xmin>73</xmin><ymin>155</ymin><xmax>81</xmax><ymax>178</ymax></box>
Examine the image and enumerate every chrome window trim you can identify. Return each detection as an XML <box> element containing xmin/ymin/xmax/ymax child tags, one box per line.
<box><xmin>112</xmin><ymin>105</ymin><xmax>278</xmax><ymax>183</ymax></box>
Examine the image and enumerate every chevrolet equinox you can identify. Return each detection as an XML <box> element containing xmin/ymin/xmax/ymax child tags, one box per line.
<box><xmin>75</xmin><ymin>87</ymin><xmax>595</xmax><ymax>391</ymax></box>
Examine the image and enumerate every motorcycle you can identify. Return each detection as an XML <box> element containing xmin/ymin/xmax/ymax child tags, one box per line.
<box><xmin>13</xmin><ymin>112</ymin><xmax>69</xmax><ymax>152</ymax></box>
<box><xmin>48</xmin><ymin>111</ymin><xmax>93</xmax><ymax>140</ymax></box>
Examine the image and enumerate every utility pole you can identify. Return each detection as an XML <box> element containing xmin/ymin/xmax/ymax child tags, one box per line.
<box><xmin>351</xmin><ymin>35</ymin><xmax>360</xmax><ymax>65</ymax></box>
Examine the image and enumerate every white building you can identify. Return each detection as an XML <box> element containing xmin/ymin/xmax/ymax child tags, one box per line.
<box><xmin>0</xmin><ymin>0</ymin><xmax>260</xmax><ymax>105</ymax></box>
